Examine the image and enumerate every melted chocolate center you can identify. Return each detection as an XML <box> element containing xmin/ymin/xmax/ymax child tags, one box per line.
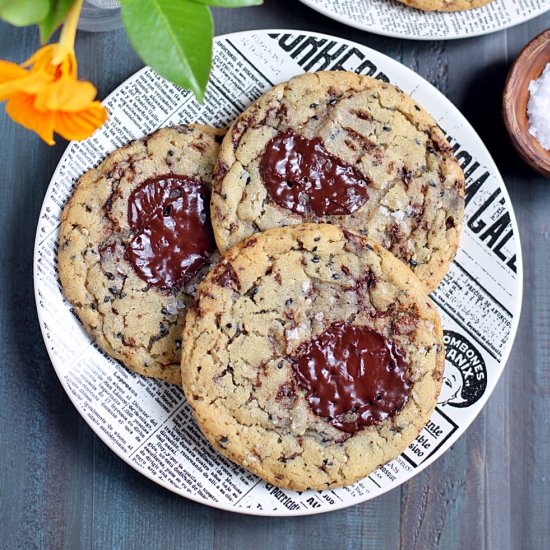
<box><xmin>126</xmin><ymin>175</ymin><xmax>214</xmax><ymax>289</ymax></box>
<box><xmin>259</xmin><ymin>130</ymin><xmax>370</xmax><ymax>216</ymax></box>
<box><xmin>291</xmin><ymin>322</ymin><xmax>411</xmax><ymax>434</ymax></box>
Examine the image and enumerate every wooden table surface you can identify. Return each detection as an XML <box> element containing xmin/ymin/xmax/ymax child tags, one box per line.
<box><xmin>1</xmin><ymin>1</ymin><xmax>549</xmax><ymax>548</ymax></box>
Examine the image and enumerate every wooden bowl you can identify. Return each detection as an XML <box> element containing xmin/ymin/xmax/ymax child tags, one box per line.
<box><xmin>503</xmin><ymin>29</ymin><xmax>550</xmax><ymax>178</ymax></box>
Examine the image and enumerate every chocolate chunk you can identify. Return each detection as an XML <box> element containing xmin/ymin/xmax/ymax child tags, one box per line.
<box><xmin>291</xmin><ymin>322</ymin><xmax>411</xmax><ymax>433</ymax></box>
<box><xmin>126</xmin><ymin>175</ymin><xmax>214</xmax><ymax>289</ymax></box>
<box><xmin>276</xmin><ymin>382</ymin><xmax>296</xmax><ymax>401</ymax></box>
<box><xmin>214</xmin><ymin>263</ymin><xmax>239</xmax><ymax>289</ymax></box>
<box><xmin>259</xmin><ymin>130</ymin><xmax>370</xmax><ymax>216</ymax></box>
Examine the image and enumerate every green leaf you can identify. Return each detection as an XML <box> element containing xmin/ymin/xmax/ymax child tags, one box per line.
<box><xmin>190</xmin><ymin>0</ymin><xmax>263</xmax><ymax>6</ymax></box>
<box><xmin>0</xmin><ymin>0</ymin><xmax>16</xmax><ymax>10</ymax></box>
<box><xmin>121</xmin><ymin>0</ymin><xmax>213</xmax><ymax>102</ymax></box>
<box><xmin>38</xmin><ymin>0</ymin><xmax>75</xmax><ymax>43</ymax></box>
<box><xmin>1</xmin><ymin>0</ymin><xmax>50</xmax><ymax>26</ymax></box>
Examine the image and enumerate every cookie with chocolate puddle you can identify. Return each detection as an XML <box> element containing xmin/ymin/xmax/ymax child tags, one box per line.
<box><xmin>58</xmin><ymin>125</ymin><xmax>224</xmax><ymax>384</ymax></box>
<box><xmin>182</xmin><ymin>224</ymin><xmax>445</xmax><ymax>490</ymax></box>
<box><xmin>211</xmin><ymin>71</ymin><xmax>464</xmax><ymax>292</ymax></box>
<box><xmin>397</xmin><ymin>0</ymin><xmax>494</xmax><ymax>12</ymax></box>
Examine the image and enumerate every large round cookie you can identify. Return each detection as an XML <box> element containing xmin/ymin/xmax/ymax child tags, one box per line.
<box><xmin>397</xmin><ymin>0</ymin><xmax>494</xmax><ymax>11</ymax></box>
<box><xmin>211</xmin><ymin>71</ymin><xmax>465</xmax><ymax>293</ymax></box>
<box><xmin>182</xmin><ymin>224</ymin><xmax>445</xmax><ymax>490</ymax></box>
<box><xmin>58</xmin><ymin>125</ymin><xmax>224</xmax><ymax>384</ymax></box>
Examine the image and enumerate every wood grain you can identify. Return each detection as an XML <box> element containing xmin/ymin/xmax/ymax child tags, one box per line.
<box><xmin>0</xmin><ymin>2</ymin><xmax>549</xmax><ymax>548</ymax></box>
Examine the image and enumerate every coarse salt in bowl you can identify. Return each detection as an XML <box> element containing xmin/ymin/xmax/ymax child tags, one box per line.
<box><xmin>503</xmin><ymin>29</ymin><xmax>550</xmax><ymax>178</ymax></box>
<box><xmin>528</xmin><ymin>63</ymin><xmax>550</xmax><ymax>151</ymax></box>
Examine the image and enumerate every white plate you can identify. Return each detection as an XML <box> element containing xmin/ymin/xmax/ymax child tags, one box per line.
<box><xmin>34</xmin><ymin>30</ymin><xmax>523</xmax><ymax>516</ymax></box>
<box><xmin>299</xmin><ymin>0</ymin><xmax>549</xmax><ymax>40</ymax></box>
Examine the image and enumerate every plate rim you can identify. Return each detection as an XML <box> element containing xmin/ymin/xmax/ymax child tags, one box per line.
<box><xmin>298</xmin><ymin>0</ymin><xmax>550</xmax><ymax>41</ymax></box>
<box><xmin>33</xmin><ymin>28</ymin><xmax>524</xmax><ymax>517</ymax></box>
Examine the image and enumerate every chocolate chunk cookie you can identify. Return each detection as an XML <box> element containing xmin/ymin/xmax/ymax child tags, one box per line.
<box><xmin>58</xmin><ymin>125</ymin><xmax>224</xmax><ymax>384</ymax></box>
<box><xmin>397</xmin><ymin>0</ymin><xmax>494</xmax><ymax>11</ymax></box>
<box><xmin>182</xmin><ymin>224</ymin><xmax>445</xmax><ymax>490</ymax></box>
<box><xmin>211</xmin><ymin>71</ymin><xmax>465</xmax><ymax>292</ymax></box>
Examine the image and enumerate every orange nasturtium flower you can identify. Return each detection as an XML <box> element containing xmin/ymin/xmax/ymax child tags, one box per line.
<box><xmin>0</xmin><ymin>45</ymin><xmax>108</xmax><ymax>145</ymax></box>
<box><xmin>0</xmin><ymin>0</ymin><xmax>107</xmax><ymax>145</ymax></box>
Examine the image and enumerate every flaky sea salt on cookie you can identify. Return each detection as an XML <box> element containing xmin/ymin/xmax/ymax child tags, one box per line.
<box><xmin>181</xmin><ymin>224</ymin><xmax>445</xmax><ymax>490</ymax></box>
<box><xmin>58</xmin><ymin>125</ymin><xmax>224</xmax><ymax>384</ymax></box>
<box><xmin>211</xmin><ymin>71</ymin><xmax>465</xmax><ymax>292</ymax></box>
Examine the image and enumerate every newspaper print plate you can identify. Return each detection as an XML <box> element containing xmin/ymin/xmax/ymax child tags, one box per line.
<box><xmin>34</xmin><ymin>30</ymin><xmax>523</xmax><ymax>516</ymax></box>
<box><xmin>299</xmin><ymin>0</ymin><xmax>549</xmax><ymax>40</ymax></box>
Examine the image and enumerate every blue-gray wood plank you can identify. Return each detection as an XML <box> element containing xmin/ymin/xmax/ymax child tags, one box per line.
<box><xmin>0</xmin><ymin>1</ymin><xmax>548</xmax><ymax>548</ymax></box>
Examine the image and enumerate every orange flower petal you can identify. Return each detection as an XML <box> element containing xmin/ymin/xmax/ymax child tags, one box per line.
<box><xmin>0</xmin><ymin>60</ymin><xmax>28</xmax><ymax>82</ymax></box>
<box><xmin>0</xmin><ymin>61</ymin><xmax>28</xmax><ymax>102</ymax></box>
<box><xmin>23</xmin><ymin>45</ymin><xmax>56</xmax><ymax>70</ymax></box>
<box><xmin>0</xmin><ymin>62</ymin><xmax>51</xmax><ymax>102</ymax></box>
<box><xmin>22</xmin><ymin>45</ymin><xmax>76</xmax><ymax>80</ymax></box>
<box><xmin>5</xmin><ymin>93</ymin><xmax>55</xmax><ymax>145</ymax></box>
<box><xmin>34</xmin><ymin>76</ymin><xmax>97</xmax><ymax>112</ymax></box>
<box><xmin>54</xmin><ymin>101</ymin><xmax>108</xmax><ymax>141</ymax></box>
<box><xmin>57</xmin><ymin>50</ymin><xmax>78</xmax><ymax>78</ymax></box>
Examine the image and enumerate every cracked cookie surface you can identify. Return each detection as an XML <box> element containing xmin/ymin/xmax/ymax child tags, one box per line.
<box><xmin>397</xmin><ymin>0</ymin><xmax>494</xmax><ymax>11</ymax></box>
<box><xmin>211</xmin><ymin>71</ymin><xmax>464</xmax><ymax>292</ymax></box>
<box><xmin>182</xmin><ymin>224</ymin><xmax>445</xmax><ymax>490</ymax></box>
<box><xmin>58</xmin><ymin>125</ymin><xmax>224</xmax><ymax>384</ymax></box>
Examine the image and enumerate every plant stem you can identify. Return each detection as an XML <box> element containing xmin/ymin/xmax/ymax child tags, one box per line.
<box><xmin>52</xmin><ymin>0</ymin><xmax>83</xmax><ymax>65</ymax></box>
